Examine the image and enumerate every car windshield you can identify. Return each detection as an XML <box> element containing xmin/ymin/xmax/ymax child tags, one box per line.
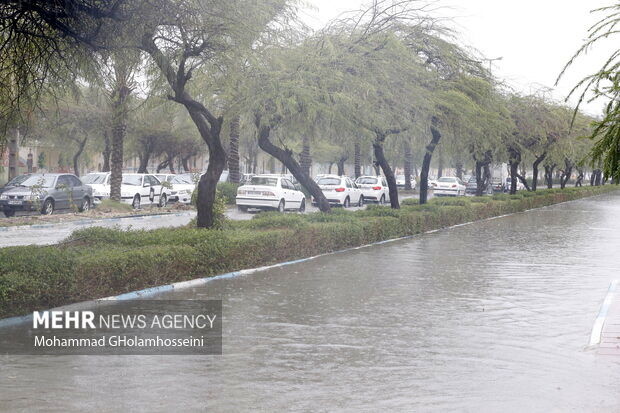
<box><xmin>317</xmin><ymin>177</ymin><xmax>341</xmax><ymax>186</ymax></box>
<box><xmin>438</xmin><ymin>177</ymin><xmax>456</xmax><ymax>183</ymax></box>
<box><xmin>468</xmin><ymin>177</ymin><xmax>477</xmax><ymax>183</ymax></box>
<box><xmin>6</xmin><ymin>174</ymin><xmax>30</xmax><ymax>186</ymax></box>
<box><xmin>357</xmin><ymin>177</ymin><xmax>378</xmax><ymax>184</ymax></box>
<box><xmin>250</xmin><ymin>177</ymin><xmax>278</xmax><ymax>186</ymax></box>
<box><xmin>82</xmin><ymin>174</ymin><xmax>109</xmax><ymax>184</ymax></box>
<box><xmin>19</xmin><ymin>175</ymin><xmax>56</xmax><ymax>188</ymax></box>
<box><xmin>122</xmin><ymin>175</ymin><xmax>143</xmax><ymax>186</ymax></box>
<box><xmin>171</xmin><ymin>174</ymin><xmax>195</xmax><ymax>184</ymax></box>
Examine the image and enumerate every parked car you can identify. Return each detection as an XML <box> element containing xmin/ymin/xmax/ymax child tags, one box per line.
<box><xmin>169</xmin><ymin>173</ymin><xmax>198</xmax><ymax>204</ymax></box>
<box><xmin>465</xmin><ymin>176</ymin><xmax>492</xmax><ymax>195</ymax></box>
<box><xmin>395</xmin><ymin>175</ymin><xmax>417</xmax><ymax>189</ymax></box>
<box><xmin>355</xmin><ymin>175</ymin><xmax>390</xmax><ymax>204</ymax></box>
<box><xmin>491</xmin><ymin>177</ymin><xmax>503</xmax><ymax>193</ymax></box>
<box><xmin>0</xmin><ymin>173</ymin><xmax>93</xmax><ymax>217</ymax></box>
<box><xmin>82</xmin><ymin>172</ymin><xmax>111</xmax><ymax>205</ymax></box>
<box><xmin>236</xmin><ymin>175</ymin><xmax>306</xmax><ymax>212</ymax></box>
<box><xmin>433</xmin><ymin>176</ymin><xmax>466</xmax><ymax>197</ymax></box>
<box><xmin>120</xmin><ymin>174</ymin><xmax>171</xmax><ymax>209</ymax></box>
<box><xmin>504</xmin><ymin>177</ymin><xmax>525</xmax><ymax>192</ymax></box>
<box><xmin>313</xmin><ymin>175</ymin><xmax>363</xmax><ymax>208</ymax></box>
<box><xmin>0</xmin><ymin>174</ymin><xmax>31</xmax><ymax>196</ymax></box>
<box><xmin>240</xmin><ymin>174</ymin><xmax>255</xmax><ymax>185</ymax></box>
<box><xmin>154</xmin><ymin>174</ymin><xmax>176</xmax><ymax>186</ymax></box>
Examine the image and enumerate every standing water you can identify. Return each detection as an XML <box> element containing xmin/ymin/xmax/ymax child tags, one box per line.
<box><xmin>1</xmin><ymin>192</ymin><xmax>620</xmax><ymax>412</ymax></box>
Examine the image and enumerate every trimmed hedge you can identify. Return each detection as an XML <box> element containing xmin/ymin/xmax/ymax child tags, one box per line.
<box><xmin>0</xmin><ymin>185</ymin><xmax>617</xmax><ymax>318</ymax></box>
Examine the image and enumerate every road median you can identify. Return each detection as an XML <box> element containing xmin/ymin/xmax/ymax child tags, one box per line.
<box><xmin>0</xmin><ymin>185</ymin><xmax>617</xmax><ymax>319</ymax></box>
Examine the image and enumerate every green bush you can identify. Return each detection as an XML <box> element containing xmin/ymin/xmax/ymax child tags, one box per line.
<box><xmin>0</xmin><ymin>184</ymin><xmax>617</xmax><ymax>319</ymax></box>
<box><xmin>401</xmin><ymin>198</ymin><xmax>419</xmax><ymax>206</ymax></box>
<box><xmin>217</xmin><ymin>182</ymin><xmax>240</xmax><ymax>205</ymax></box>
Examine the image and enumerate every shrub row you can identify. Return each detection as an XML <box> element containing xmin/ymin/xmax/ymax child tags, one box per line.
<box><xmin>0</xmin><ymin>185</ymin><xmax>617</xmax><ymax>318</ymax></box>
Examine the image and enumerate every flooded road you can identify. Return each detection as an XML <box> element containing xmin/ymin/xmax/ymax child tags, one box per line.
<box><xmin>1</xmin><ymin>192</ymin><xmax>620</xmax><ymax>412</ymax></box>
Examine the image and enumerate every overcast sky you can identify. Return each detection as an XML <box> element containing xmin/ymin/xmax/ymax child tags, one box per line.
<box><xmin>302</xmin><ymin>0</ymin><xmax>615</xmax><ymax>116</ymax></box>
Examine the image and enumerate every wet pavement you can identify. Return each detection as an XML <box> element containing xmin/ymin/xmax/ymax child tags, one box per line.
<box><xmin>2</xmin><ymin>192</ymin><xmax>620</xmax><ymax>412</ymax></box>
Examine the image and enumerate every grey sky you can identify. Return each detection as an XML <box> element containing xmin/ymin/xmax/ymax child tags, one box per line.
<box><xmin>303</xmin><ymin>0</ymin><xmax>615</xmax><ymax>116</ymax></box>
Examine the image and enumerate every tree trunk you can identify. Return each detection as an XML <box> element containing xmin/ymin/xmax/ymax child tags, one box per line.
<box><xmin>404</xmin><ymin>140</ymin><xmax>412</xmax><ymax>190</ymax></box>
<box><xmin>182</xmin><ymin>156</ymin><xmax>191</xmax><ymax>172</ymax></box>
<box><xmin>437</xmin><ymin>146</ymin><xmax>444</xmax><ymax>178</ymax></box>
<box><xmin>531</xmin><ymin>152</ymin><xmax>546</xmax><ymax>191</ymax></box>
<box><xmin>300</xmin><ymin>135</ymin><xmax>312</xmax><ymax>177</ymax></box>
<box><xmin>455</xmin><ymin>161</ymin><xmax>463</xmax><ymax>180</ymax></box>
<box><xmin>575</xmin><ymin>168</ymin><xmax>584</xmax><ymax>187</ymax></box>
<box><xmin>8</xmin><ymin>128</ymin><xmax>19</xmax><ymax>180</ymax></box>
<box><xmin>373</xmin><ymin>133</ymin><xmax>399</xmax><ymax>209</ymax></box>
<box><xmin>228</xmin><ymin>116</ymin><xmax>240</xmax><ymax>183</ymax></box>
<box><xmin>354</xmin><ymin>142</ymin><xmax>361</xmax><ymax>179</ymax></box>
<box><xmin>560</xmin><ymin>158</ymin><xmax>573</xmax><ymax>189</ymax></box>
<box><xmin>137</xmin><ymin>153</ymin><xmax>150</xmax><ymax>173</ymax></box>
<box><xmin>109</xmin><ymin>83</ymin><xmax>130</xmax><ymax>202</ymax></box>
<box><xmin>508</xmin><ymin>146</ymin><xmax>521</xmax><ymax>195</ymax></box>
<box><xmin>473</xmin><ymin>150</ymin><xmax>492</xmax><ymax>196</ymax></box>
<box><xmin>420</xmin><ymin>117</ymin><xmax>441</xmax><ymax>204</ymax></box>
<box><xmin>544</xmin><ymin>164</ymin><xmax>556</xmax><ymax>189</ymax></box>
<box><xmin>336</xmin><ymin>155</ymin><xmax>347</xmax><ymax>176</ymax></box>
<box><xmin>72</xmin><ymin>136</ymin><xmax>88</xmax><ymax>177</ymax></box>
<box><xmin>256</xmin><ymin>122</ymin><xmax>330</xmax><ymax>212</ymax></box>
<box><xmin>102</xmin><ymin>131</ymin><xmax>111</xmax><ymax>172</ymax></box>
<box><xmin>168</xmin><ymin>155</ymin><xmax>176</xmax><ymax>174</ymax></box>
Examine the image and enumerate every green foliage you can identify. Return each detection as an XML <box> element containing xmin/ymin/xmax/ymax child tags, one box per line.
<box><xmin>217</xmin><ymin>182</ymin><xmax>240</xmax><ymax>205</ymax></box>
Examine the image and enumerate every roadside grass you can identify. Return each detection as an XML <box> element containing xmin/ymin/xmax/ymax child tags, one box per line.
<box><xmin>0</xmin><ymin>185</ymin><xmax>617</xmax><ymax>318</ymax></box>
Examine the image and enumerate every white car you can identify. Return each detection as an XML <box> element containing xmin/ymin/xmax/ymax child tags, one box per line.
<box><xmin>504</xmin><ymin>177</ymin><xmax>525</xmax><ymax>192</ymax></box>
<box><xmin>236</xmin><ymin>175</ymin><xmax>306</xmax><ymax>212</ymax></box>
<box><xmin>355</xmin><ymin>176</ymin><xmax>390</xmax><ymax>204</ymax></box>
<box><xmin>154</xmin><ymin>174</ymin><xmax>176</xmax><ymax>185</ymax></box>
<box><xmin>169</xmin><ymin>173</ymin><xmax>197</xmax><ymax>204</ymax></box>
<box><xmin>82</xmin><ymin>172</ymin><xmax>111</xmax><ymax>205</ymax></box>
<box><xmin>120</xmin><ymin>174</ymin><xmax>171</xmax><ymax>209</ymax></box>
<box><xmin>433</xmin><ymin>176</ymin><xmax>466</xmax><ymax>196</ymax></box>
<box><xmin>313</xmin><ymin>175</ymin><xmax>363</xmax><ymax>208</ymax></box>
<box><xmin>395</xmin><ymin>175</ymin><xmax>417</xmax><ymax>189</ymax></box>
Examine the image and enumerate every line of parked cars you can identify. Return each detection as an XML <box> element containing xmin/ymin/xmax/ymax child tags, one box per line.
<box><xmin>235</xmin><ymin>173</ymin><xmax>399</xmax><ymax>212</ymax></box>
<box><xmin>0</xmin><ymin>170</ymin><xmax>211</xmax><ymax>217</ymax></box>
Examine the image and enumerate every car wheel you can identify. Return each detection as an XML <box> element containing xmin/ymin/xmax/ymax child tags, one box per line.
<box><xmin>132</xmin><ymin>195</ymin><xmax>141</xmax><ymax>210</ymax></box>
<box><xmin>358</xmin><ymin>195</ymin><xmax>364</xmax><ymax>207</ymax></box>
<box><xmin>379</xmin><ymin>195</ymin><xmax>385</xmax><ymax>205</ymax></box>
<box><xmin>158</xmin><ymin>194</ymin><xmax>167</xmax><ymax>207</ymax></box>
<box><xmin>78</xmin><ymin>197</ymin><xmax>90</xmax><ymax>212</ymax></box>
<box><xmin>41</xmin><ymin>199</ymin><xmax>54</xmax><ymax>215</ymax></box>
<box><xmin>343</xmin><ymin>197</ymin><xmax>350</xmax><ymax>208</ymax></box>
<box><xmin>238</xmin><ymin>205</ymin><xmax>248</xmax><ymax>212</ymax></box>
<box><xmin>3</xmin><ymin>208</ymin><xmax>15</xmax><ymax>218</ymax></box>
<box><xmin>277</xmin><ymin>199</ymin><xmax>285</xmax><ymax>213</ymax></box>
<box><xmin>299</xmin><ymin>198</ymin><xmax>306</xmax><ymax>213</ymax></box>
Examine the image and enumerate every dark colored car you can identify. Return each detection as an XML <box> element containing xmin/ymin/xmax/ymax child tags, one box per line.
<box><xmin>465</xmin><ymin>176</ymin><xmax>493</xmax><ymax>195</ymax></box>
<box><xmin>0</xmin><ymin>173</ymin><xmax>93</xmax><ymax>217</ymax></box>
